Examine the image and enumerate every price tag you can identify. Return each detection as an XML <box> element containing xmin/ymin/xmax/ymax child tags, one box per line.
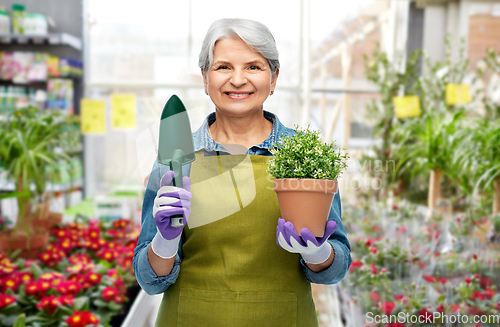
<box><xmin>446</xmin><ymin>84</ymin><xmax>472</xmax><ymax>105</ymax></box>
<box><xmin>393</xmin><ymin>95</ymin><xmax>421</xmax><ymax>119</ymax></box>
<box><xmin>111</xmin><ymin>94</ymin><xmax>136</xmax><ymax>129</ymax></box>
<box><xmin>81</xmin><ymin>99</ymin><xmax>106</xmax><ymax>134</ymax></box>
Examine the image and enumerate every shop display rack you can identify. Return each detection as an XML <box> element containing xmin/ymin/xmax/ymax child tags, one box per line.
<box><xmin>0</xmin><ymin>32</ymin><xmax>82</xmax><ymax>51</ymax></box>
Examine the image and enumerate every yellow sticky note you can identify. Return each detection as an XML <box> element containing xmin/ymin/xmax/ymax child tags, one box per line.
<box><xmin>446</xmin><ymin>84</ymin><xmax>471</xmax><ymax>105</ymax></box>
<box><xmin>80</xmin><ymin>99</ymin><xmax>106</xmax><ymax>134</ymax></box>
<box><xmin>393</xmin><ymin>95</ymin><xmax>421</xmax><ymax>119</ymax></box>
<box><xmin>111</xmin><ymin>94</ymin><xmax>136</xmax><ymax>129</ymax></box>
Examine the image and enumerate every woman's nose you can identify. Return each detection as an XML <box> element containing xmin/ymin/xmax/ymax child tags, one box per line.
<box><xmin>230</xmin><ymin>69</ymin><xmax>247</xmax><ymax>87</ymax></box>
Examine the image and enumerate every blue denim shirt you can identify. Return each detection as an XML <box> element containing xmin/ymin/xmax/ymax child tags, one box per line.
<box><xmin>133</xmin><ymin>110</ymin><xmax>352</xmax><ymax>295</ymax></box>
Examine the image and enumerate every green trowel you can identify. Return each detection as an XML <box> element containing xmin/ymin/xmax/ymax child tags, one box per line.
<box><xmin>158</xmin><ymin>95</ymin><xmax>195</xmax><ymax>227</ymax></box>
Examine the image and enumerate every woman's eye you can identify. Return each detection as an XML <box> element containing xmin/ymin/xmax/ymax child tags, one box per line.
<box><xmin>249</xmin><ymin>65</ymin><xmax>260</xmax><ymax>70</ymax></box>
<box><xmin>217</xmin><ymin>65</ymin><xmax>229</xmax><ymax>70</ymax></box>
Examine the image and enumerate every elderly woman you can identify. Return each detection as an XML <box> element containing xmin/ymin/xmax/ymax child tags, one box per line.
<box><xmin>133</xmin><ymin>18</ymin><xmax>351</xmax><ymax>326</ymax></box>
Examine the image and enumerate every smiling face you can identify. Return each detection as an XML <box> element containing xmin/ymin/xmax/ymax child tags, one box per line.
<box><xmin>202</xmin><ymin>37</ymin><xmax>278</xmax><ymax>117</ymax></box>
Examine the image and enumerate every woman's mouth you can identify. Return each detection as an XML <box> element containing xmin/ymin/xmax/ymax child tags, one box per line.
<box><xmin>225</xmin><ymin>92</ymin><xmax>252</xmax><ymax>99</ymax></box>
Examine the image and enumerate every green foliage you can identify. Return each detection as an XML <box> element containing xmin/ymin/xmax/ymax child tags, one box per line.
<box><xmin>364</xmin><ymin>43</ymin><xmax>423</xmax><ymax>152</ymax></box>
<box><xmin>267</xmin><ymin>124</ymin><xmax>349</xmax><ymax>180</ymax></box>
<box><xmin>0</xmin><ymin>106</ymin><xmax>75</xmax><ymax>232</ymax></box>
<box><xmin>392</xmin><ymin>110</ymin><xmax>465</xmax><ymax>179</ymax></box>
<box><xmin>466</xmin><ymin>120</ymin><xmax>500</xmax><ymax>192</ymax></box>
<box><xmin>0</xmin><ymin>107</ymin><xmax>70</xmax><ymax>195</ymax></box>
<box><xmin>481</xmin><ymin>48</ymin><xmax>500</xmax><ymax>120</ymax></box>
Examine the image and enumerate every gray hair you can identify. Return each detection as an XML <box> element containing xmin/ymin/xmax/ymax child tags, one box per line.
<box><xmin>198</xmin><ymin>18</ymin><xmax>280</xmax><ymax>76</ymax></box>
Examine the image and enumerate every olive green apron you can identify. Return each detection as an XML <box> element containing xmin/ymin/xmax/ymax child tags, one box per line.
<box><xmin>155</xmin><ymin>151</ymin><xmax>318</xmax><ymax>327</ymax></box>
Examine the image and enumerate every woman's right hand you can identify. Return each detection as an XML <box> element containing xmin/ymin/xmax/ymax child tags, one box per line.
<box><xmin>150</xmin><ymin>170</ymin><xmax>192</xmax><ymax>259</ymax></box>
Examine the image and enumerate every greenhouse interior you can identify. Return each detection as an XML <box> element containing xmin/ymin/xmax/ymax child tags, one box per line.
<box><xmin>1</xmin><ymin>0</ymin><xmax>500</xmax><ymax>326</ymax></box>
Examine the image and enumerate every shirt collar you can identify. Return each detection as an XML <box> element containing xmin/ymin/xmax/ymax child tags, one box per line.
<box><xmin>192</xmin><ymin>110</ymin><xmax>290</xmax><ymax>153</ymax></box>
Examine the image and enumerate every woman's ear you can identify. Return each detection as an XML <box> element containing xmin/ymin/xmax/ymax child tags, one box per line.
<box><xmin>271</xmin><ymin>68</ymin><xmax>279</xmax><ymax>91</ymax></box>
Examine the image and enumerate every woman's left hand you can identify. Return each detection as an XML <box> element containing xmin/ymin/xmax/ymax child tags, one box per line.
<box><xmin>276</xmin><ymin>218</ymin><xmax>337</xmax><ymax>264</ymax></box>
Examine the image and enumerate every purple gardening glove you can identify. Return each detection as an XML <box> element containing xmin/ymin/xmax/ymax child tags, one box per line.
<box><xmin>150</xmin><ymin>170</ymin><xmax>192</xmax><ymax>259</ymax></box>
<box><xmin>276</xmin><ymin>218</ymin><xmax>337</xmax><ymax>264</ymax></box>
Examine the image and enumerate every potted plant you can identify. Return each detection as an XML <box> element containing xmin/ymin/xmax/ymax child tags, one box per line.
<box><xmin>0</xmin><ymin>106</ymin><xmax>71</xmax><ymax>258</ymax></box>
<box><xmin>363</xmin><ymin>44</ymin><xmax>423</xmax><ymax>201</ymax></box>
<box><xmin>267</xmin><ymin>125</ymin><xmax>348</xmax><ymax>237</ymax></box>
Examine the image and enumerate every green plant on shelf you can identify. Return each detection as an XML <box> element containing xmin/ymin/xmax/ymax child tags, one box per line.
<box><xmin>0</xmin><ymin>106</ymin><xmax>72</xmax><ymax>236</ymax></box>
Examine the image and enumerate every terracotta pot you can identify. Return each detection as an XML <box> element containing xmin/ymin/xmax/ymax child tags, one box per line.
<box><xmin>33</xmin><ymin>200</ymin><xmax>51</xmax><ymax>221</ymax></box>
<box><xmin>273</xmin><ymin>178</ymin><xmax>338</xmax><ymax>237</ymax></box>
<box><xmin>0</xmin><ymin>230</ymin><xmax>49</xmax><ymax>260</ymax></box>
<box><xmin>32</xmin><ymin>212</ymin><xmax>63</xmax><ymax>232</ymax></box>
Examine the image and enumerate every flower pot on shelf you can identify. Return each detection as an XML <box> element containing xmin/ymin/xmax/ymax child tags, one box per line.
<box><xmin>274</xmin><ymin>178</ymin><xmax>338</xmax><ymax>237</ymax></box>
<box><xmin>0</xmin><ymin>230</ymin><xmax>49</xmax><ymax>259</ymax></box>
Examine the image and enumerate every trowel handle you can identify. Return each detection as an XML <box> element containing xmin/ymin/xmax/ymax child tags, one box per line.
<box><xmin>169</xmin><ymin>149</ymin><xmax>185</xmax><ymax>228</ymax></box>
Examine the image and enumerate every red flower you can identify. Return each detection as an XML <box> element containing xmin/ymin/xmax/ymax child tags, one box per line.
<box><xmin>0</xmin><ymin>294</ymin><xmax>16</xmax><ymax>309</ymax></box>
<box><xmin>381</xmin><ymin>301</ymin><xmax>395</xmax><ymax>315</ymax></box>
<box><xmin>102</xmin><ymin>286</ymin><xmax>123</xmax><ymax>302</ymax></box>
<box><xmin>112</xmin><ymin>218</ymin><xmax>130</xmax><ymax>229</ymax></box>
<box><xmin>381</xmin><ymin>268</ymin><xmax>388</xmax><ymax>273</ymax></box>
<box><xmin>26</xmin><ymin>280</ymin><xmax>52</xmax><ymax>299</ymax></box>
<box><xmin>371</xmin><ymin>263</ymin><xmax>378</xmax><ymax>274</ymax></box>
<box><xmin>479</xmin><ymin>277</ymin><xmax>493</xmax><ymax>289</ymax></box>
<box><xmin>40</xmin><ymin>272</ymin><xmax>64</xmax><ymax>283</ymax></box>
<box><xmin>483</xmin><ymin>288</ymin><xmax>495</xmax><ymax>299</ymax></box>
<box><xmin>59</xmin><ymin>238</ymin><xmax>77</xmax><ymax>253</ymax></box>
<box><xmin>106</xmin><ymin>268</ymin><xmax>119</xmax><ymax>279</ymax></box>
<box><xmin>465</xmin><ymin>278</ymin><xmax>472</xmax><ymax>284</ymax></box>
<box><xmin>364</xmin><ymin>238</ymin><xmax>374</xmax><ymax>247</ymax></box>
<box><xmin>37</xmin><ymin>295</ymin><xmax>60</xmax><ymax>314</ymax></box>
<box><xmin>394</xmin><ymin>294</ymin><xmax>408</xmax><ymax>304</ymax></box>
<box><xmin>438</xmin><ymin>277</ymin><xmax>447</xmax><ymax>284</ymax></box>
<box><xmin>96</xmin><ymin>248</ymin><xmax>119</xmax><ymax>262</ymax></box>
<box><xmin>65</xmin><ymin>311</ymin><xmax>99</xmax><ymax>327</ymax></box>
<box><xmin>86</xmin><ymin>226</ymin><xmax>101</xmax><ymax>240</ymax></box>
<box><xmin>370</xmin><ymin>292</ymin><xmax>381</xmax><ymax>303</ymax></box>
<box><xmin>84</xmin><ymin>271</ymin><xmax>102</xmax><ymax>286</ymax></box>
<box><xmin>418</xmin><ymin>308</ymin><xmax>433</xmax><ymax>321</ymax></box>
<box><xmin>385</xmin><ymin>323</ymin><xmax>405</xmax><ymax>327</ymax></box>
<box><xmin>423</xmin><ymin>276</ymin><xmax>437</xmax><ymax>283</ymax></box>
<box><xmin>472</xmin><ymin>254</ymin><xmax>478</xmax><ymax>260</ymax></box>
<box><xmin>106</xmin><ymin>229</ymin><xmax>125</xmax><ymax>240</ymax></box>
<box><xmin>0</xmin><ymin>276</ymin><xmax>20</xmax><ymax>292</ymax></box>
<box><xmin>370</xmin><ymin>247</ymin><xmax>377</xmax><ymax>254</ymax></box>
<box><xmin>436</xmin><ymin>304</ymin><xmax>444</xmax><ymax>313</ymax></box>
<box><xmin>56</xmin><ymin>280</ymin><xmax>81</xmax><ymax>296</ymax></box>
<box><xmin>57</xmin><ymin>295</ymin><xmax>74</xmax><ymax>306</ymax></box>
<box><xmin>15</xmin><ymin>271</ymin><xmax>33</xmax><ymax>284</ymax></box>
<box><xmin>451</xmin><ymin>304</ymin><xmax>461</xmax><ymax>313</ymax></box>
<box><xmin>113</xmin><ymin>278</ymin><xmax>126</xmax><ymax>292</ymax></box>
<box><xmin>0</xmin><ymin>262</ymin><xmax>17</xmax><ymax>277</ymax></box>
<box><xmin>471</xmin><ymin>291</ymin><xmax>485</xmax><ymax>301</ymax></box>
<box><xmin>25</xmin><ymin>281</ymin><xmax>40</xmax><ymax>295</ymax></box>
